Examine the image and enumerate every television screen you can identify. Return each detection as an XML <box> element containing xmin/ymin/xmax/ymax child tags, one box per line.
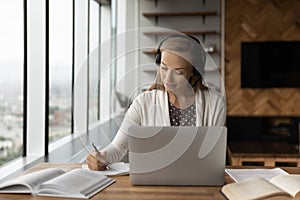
<box><xmin>241</xmin><ymin>41</ymin><xmax>300</xmax><ymax>88</ymax></box>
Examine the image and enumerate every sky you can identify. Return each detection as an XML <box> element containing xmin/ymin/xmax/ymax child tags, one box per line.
<box><xmin>0</xmin><ymin>0</ymin><xmax>24</xmax><ymax>83</ymax></box>
<box><xmin>0</xmin><ymin>0</ymin><xmax>72</xmax><ymax>84</ymax></box>
<box><xmin>0</xmin><ymin>0</ymin><xmax>101</xmax><ymax>88</ymax></box>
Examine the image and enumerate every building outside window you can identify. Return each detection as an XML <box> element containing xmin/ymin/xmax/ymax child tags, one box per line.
<box><xmin>0</xmin><ymin>0</ymin><xmax>24</xmax><ymax>166</ymax></box>
<box><xmin>49</xmin><ymin>0</ymin><xmax>73</xmax><ymax>143</ymax></box>
<box><xmin>88</xmin><ymin>0</ymin><xmax>101</xmax><ymax>128</ymax></box>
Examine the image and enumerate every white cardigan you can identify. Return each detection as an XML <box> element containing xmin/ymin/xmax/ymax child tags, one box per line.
<box><xmin>103</xmin><ymin>89</ymin><xmax>226</xmax><ymax>163</ymax></box>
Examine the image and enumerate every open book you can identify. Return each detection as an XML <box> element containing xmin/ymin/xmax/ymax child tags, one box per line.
<box><xmin>225</xmin><ymin>168</ymin><xmax>289</xmax><ymax>182</ymax></box>
<box><xmin>222</xmin><ymin>174</ymin><xmax>300</xmax><ymax>200</ymax></box>
<box><xmin>82</xmin><ymin>162</ymin><xmax>130</xmax><ymax>176</ymax></box>
<box><xmin>0</xmin><ymin>168</ymin><xmax>115</xmax><ymax>199</ymax></box>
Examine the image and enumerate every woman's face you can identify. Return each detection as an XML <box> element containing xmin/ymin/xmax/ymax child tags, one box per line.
<box><xmin>160</xmin><ymin>51</ymin><xmax>194</xmax><ymax>93</ymax></box>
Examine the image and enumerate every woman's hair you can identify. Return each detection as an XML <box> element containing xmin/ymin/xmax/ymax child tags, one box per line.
<box><xmin>147</xmin><ymin>34</ymin><xmax>208</xmax><ymax>92</ymax></box>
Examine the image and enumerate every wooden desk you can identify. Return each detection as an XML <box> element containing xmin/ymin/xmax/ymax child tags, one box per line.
<box><xmin>1</xmin><ymin>163</ymin><xmax>300</xmax><ymax>200</ymax></box>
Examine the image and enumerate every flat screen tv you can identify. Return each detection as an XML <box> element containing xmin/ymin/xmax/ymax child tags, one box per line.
<box><xmin>241</xmin><ymin>41</ymin><xmax>300</xmax><ymax>88</ymax></box>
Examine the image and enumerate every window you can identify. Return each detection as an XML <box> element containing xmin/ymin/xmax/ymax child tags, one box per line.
<box><xmin>88</xmin><ymin>0</ymin><xmax>101</xmax><ymax>128</ymax></box>
<box><xmin>0</xmin><ymin>0</ymin><xmax>114</xmax><ymax>169</ymax></box>
<box><xmin>0</xmin><ymin>0</ymin><xmax>24</xmax><ymax>165</ymax></box>
<box><xmin>49</xmin><ymin>0</ymin><xmax>73</xmax><ymax>143</ymax></box>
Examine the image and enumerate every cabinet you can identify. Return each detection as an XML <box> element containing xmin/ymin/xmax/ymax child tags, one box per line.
<box><xmin>228</xmin><ymin>141</ymin><xmax>300</xmax><ymax>167</ymax></box>
<box><xmin>138</xmin><ymin>0</ymin><xmax>225</xmax><ymax>93</ymax></box>
<box><xmin>226</xmin><ymin>116</ymin><xmax>300</xmax><ymax>166</ymax></box>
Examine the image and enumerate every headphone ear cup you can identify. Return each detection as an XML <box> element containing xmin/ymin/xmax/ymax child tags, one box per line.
<box><xmin>193</xmin><ymin>66</ymin><xmax>200</xmax><ymax>76</ymax></box>
<box><xmin>155</xmin><ymin>52</ymin><xmax>161</xmax><ymax>66</ymax></box>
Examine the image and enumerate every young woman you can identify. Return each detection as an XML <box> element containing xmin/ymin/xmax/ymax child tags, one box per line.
<box><xmin>86</xmin><ymin>34</ymin><xmax>226</xmax><ymax>170</ymax></box>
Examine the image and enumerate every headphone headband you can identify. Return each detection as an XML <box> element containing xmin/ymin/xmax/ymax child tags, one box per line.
<box><xmin>156</xmin><ymin>34</ymin><xmax>200</xmax><ymax>54</ymax></box>
<box><xmin>155</xmin><ymin>34</ymin><xmax>205</xmax><ymax>76</ymax></box>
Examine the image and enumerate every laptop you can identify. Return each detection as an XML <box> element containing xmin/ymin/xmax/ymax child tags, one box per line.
<box><xmin>127</xmin><ymin>126</ymin><xmax>227</xmax><ymax>186</ymax></box>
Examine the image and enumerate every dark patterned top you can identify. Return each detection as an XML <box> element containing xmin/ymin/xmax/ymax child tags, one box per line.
<box><xmin>169</xmin><ymin>102</ymin><xmax>196</xmax><ymax>126</ymax></box>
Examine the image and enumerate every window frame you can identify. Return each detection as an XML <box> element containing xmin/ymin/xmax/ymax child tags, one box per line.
<box><xmin>48</xmin><ymin>0</ymin><xmax>75</xmax><ymax>147</ymax></box>
<box><xmin>0</xmin><ymin>0</ymin><xmax>114</xmax><ymax>180</ymax></box>
<box><xmin>88</xmin><ymin>0</ymin><xmax>102</xmax><ymax>131</ymax></box>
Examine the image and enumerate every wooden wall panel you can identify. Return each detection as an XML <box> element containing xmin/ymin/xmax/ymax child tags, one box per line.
<box><xmin>225</xmin><ymin>0</ymin><xmax>300</xmax><ymax>116</ymax></box>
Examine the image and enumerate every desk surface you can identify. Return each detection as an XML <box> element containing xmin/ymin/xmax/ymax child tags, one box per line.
<box><xmin>1</xmin><ymin>163</ymin><xmax>300</xmax><ymax>200</ymax></box>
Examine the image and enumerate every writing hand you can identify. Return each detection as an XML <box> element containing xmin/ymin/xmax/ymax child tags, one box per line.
<box><xmin>86</xmin><ymin>150</ymin><xmax>107</xmax><ymax>171</ymax></box>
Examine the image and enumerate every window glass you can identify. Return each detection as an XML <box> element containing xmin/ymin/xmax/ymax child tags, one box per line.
<box><xmin>89</xmin><ymin>0</ymin><xmax>101</xmax><ymax>127</ymax></box>
<box><xmin>0</xmin><ymin>0</ymin><xmax>24</xmax><ymax>165</ymax></box>
<box><xmin>49</xmin><ymin>0</ymin><xmax>73</xmax><ymax>142</ymax></box>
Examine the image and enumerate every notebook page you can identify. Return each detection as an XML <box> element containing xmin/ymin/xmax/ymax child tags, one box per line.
<box><xmin>225</xmin><ymin>168</ymin><xmax>289</xmax><ymax>182</ymax></box>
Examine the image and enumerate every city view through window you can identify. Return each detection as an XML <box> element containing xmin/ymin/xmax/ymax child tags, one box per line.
<box><xmin>0</xmin><ymin>0</ymin><xmax>24</xmax><ymax>166</ymax></box>
<box><xmin>49</xmin><ymin>0</ymin><xmax>73</xmax><ymax>143</ymax></box>
<box><xmin>0</xmin><ymin>0</ymin><xmax>74</xmax><ymax>166</ymax></box>
<box><xmin>1</xmin><ymin>0</ymin><xmax>103</xmax><ymax>166</ymax></box>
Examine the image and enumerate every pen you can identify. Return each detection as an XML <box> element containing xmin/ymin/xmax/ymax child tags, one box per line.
<box><xmin>91</xmin><ymin>142</ymin><xmax>107</xmax><ymax>166</ymax></box>
<box><xmin>92</xmin><ymin>142</ymin><xmax>99</xmax><ymax>153</ymax></box>
<box><xmin>92</xmin><ymin>142</ymin><xmax>105</xmax><ymax>164</ymax></box>
<box><xmin>91</xmin><ymin>142</ymin><xmax>120</xmax><ymax>172</ymax></box>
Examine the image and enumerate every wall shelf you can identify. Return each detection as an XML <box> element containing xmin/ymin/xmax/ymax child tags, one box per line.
<box><xmin>143</xmin><ymin>31</ymin><xmax>219</xmax><ymax>36</ymax></box>
<box><xmin>143</xmin><ymin>11</ymin><xmax>218</xmax><ymax>17</ymax></box>
<box><xmin>143</xmin><ymin>48</ymin><xmax>219</xmax><ymax>55</ymax></box>
<box><xmin>143</xmin><ymin>68</ymin><xmax>219</xmax><ymax>73</ymax></box>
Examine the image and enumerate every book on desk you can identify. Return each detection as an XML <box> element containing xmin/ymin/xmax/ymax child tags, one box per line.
<box><xmin>222</xmin><ymin>168</ymin><xmax>300</xmax><ymax>200</ymax></box>
<box><xmin>0</xmin><ymin>168</ymin><xmax>115</xmax><ymax>199</ymax></box>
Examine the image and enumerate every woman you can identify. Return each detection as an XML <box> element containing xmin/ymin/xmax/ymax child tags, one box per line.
<box><xmin>86</xmin><ymin>34</ymin><xmax>226</xmax><ymax>170</ymax></box>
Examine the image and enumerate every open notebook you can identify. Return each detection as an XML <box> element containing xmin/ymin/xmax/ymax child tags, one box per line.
<box><xmin>0</xmin><ymin>168</ymin><xmax>115</xmax><ymax>199</ymax></box>
<box><xmin>82</xmin><ymin>162</ymin><xmax>129</xmax><ymax>176</ymax></box>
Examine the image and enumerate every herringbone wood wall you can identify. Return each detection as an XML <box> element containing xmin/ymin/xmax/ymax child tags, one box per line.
<box><xmin>225</xmin><ymin>0</ymin><xmax>300</xmax><ymax>116</ymax></box>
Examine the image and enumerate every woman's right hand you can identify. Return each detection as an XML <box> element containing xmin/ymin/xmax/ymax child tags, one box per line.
<box><xmin>86</xmin><ymin>151</ymin><xmax>107</xmax><ymax>171</ymax></box>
